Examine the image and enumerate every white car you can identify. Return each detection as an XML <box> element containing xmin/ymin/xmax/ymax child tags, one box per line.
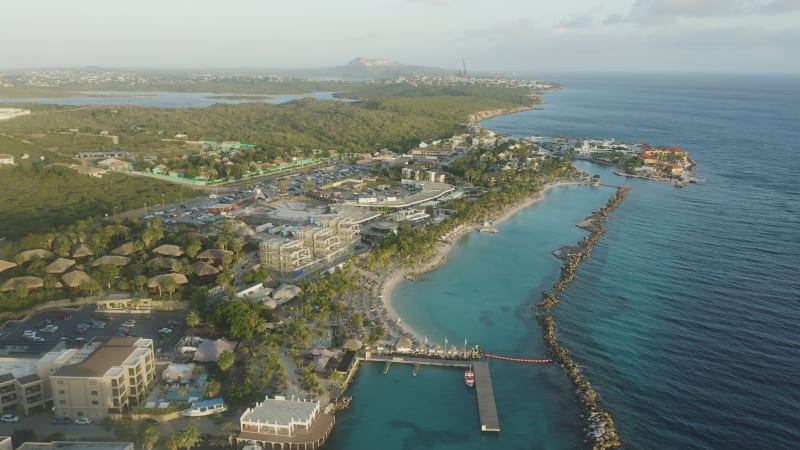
<box><xmin>23</xmin><ymin>330</ymin><xmax>37</xmax><ymax>337</ymax></box>
<box><xmin>0</xmin><ymin>414</ymin><xmax>19</xmax><ymax>423</ymax></box>
<box><xmin>74</xmin><ymin>417</ymin><xmax>92</xmax><ymax>425</ymax></box>
<box><xmin>122</xmin><ymin>320</ymin><xmax>136</xmax><ymax>328</ymax></box>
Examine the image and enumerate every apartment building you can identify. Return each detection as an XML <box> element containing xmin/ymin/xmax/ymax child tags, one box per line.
<box><xmin>50</xmin><ymin>337</ymin><xmax>155</xmax><ymax>419</ymax></box>
<box><xmin>259</xmin><ymin>239</ymin><xmax>312</xmax><ymax>275</ymax></box>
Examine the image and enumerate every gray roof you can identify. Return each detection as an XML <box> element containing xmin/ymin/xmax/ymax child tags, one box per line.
<box><xmin>241</xmin><ymin>396</ymin><xmax>319</xmax><ymax>426</ymax></box>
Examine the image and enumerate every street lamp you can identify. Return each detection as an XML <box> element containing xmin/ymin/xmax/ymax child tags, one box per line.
<box><xmin>161</xmin><ymin>193</ymin><xmax>165</xmax><ymax>209</ymax></box>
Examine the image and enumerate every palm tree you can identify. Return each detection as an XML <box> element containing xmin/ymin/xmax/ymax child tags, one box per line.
<box><xmin>186</xmin><ymin>311</ymin><xmax>201</xmax><ymax>328</ymax></box>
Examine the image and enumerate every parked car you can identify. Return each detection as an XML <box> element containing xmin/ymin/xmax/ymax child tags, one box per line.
<box><xmin>40</xmin><ymin>324</ymin><xmax>58</xmax><ymax>333</ymax></box>
<box><xmin>50</xmin><ymin>416</ymin><xmax>72</xmax><ymax>425</ymax></box>
<box><xmin>122</xmin><ymin>320</ymin><xmax>136</xmax><ymax>328</ymax></box>
<box><xmin>0</xmin><ymin>414</ymin><xmax>19</xmax><ymax>423</ymax></box>
<box><xmin>74</xmin><ymin>417</ymin><xmax>92</xmax><ymax>425</ymax></box>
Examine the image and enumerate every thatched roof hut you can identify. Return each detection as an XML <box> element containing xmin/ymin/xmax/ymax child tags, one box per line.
<box><xmin>272</xmin><ymin>284</ymin><xmax>302</xmax><ymax>304</ymax></box>
<box><xmin>179</xmin><ymin>232</ymin><xmax>206</xmax><ymax>243</ymax></box>
<box><xmin>196</xmin><ymin>248</ymin><xmax>232</xmax><ymax>263</ymax></box>
<box><xmin>146</xmin><ymin>257</ymin><xmax>177</xmax><ymax>270</ymax></box>
<box><xmin>192</xmin><ymin>261</ymin><xmax>219</xmax><ymax>277</ymax></box>
<box><xmin>92</xmin><ymin>255</ymin><xmax>131</xmax><ymax>267</ymax></box>
<box><xmin>146</xmin><ymin>273</ymin><xmax>189</xmax><ymax>289</ymax></box>
<box><xmin>152</xmin><ymin>244</ymin><xmax>184</xmax><ymax>257</ymax></box>
<box><xmin>1</xmin><ymin>276</ymin><xmax>44</xmax><ymax>292</ymax></box>
<box><xmin>45</xmin><ymin>258</ymin><xmax>76</xmax><ymax>274</ymax></box>
<box><xmin>395</xmin><ymin>337</ymin><xmax>413</xmax><ymax>352</ymax></box>
<box><xmin>0</xmin><ymin>260</ymin><xmax>18</xmax><ymax>273</ymax></box>
<box><xmin>343</xmin><ymin>338</ymin><xmax>363</xmax><ymax>351</ymax></box>
<box><xmin>15</xmin><ymin>249</ymin><xmax>54</xmax><ymax>263</ymax></box>
<box><xmin>61</xmin><ymin>270</ymin><xmax>92</xmax><ymax>289</ymax></box>
<box><xmin>111</xmin><ymin>242</ymin><xmax>136</xmax><ymax>256</ymax></box>
<box><xmin>263</xmin><ymin>298</ymin><xmax>278</xmax><ymax>310</ymax></box>
<box><xmin>71</xmin><ymin>243</ymin><xmax>93</xmax><ymax>258</ymax></box>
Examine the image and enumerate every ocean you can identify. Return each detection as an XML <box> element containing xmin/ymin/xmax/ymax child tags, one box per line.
<box><xmin>327</xmin><ymin>73</ymin><xmax>800</xmax><ymax>449</ymax></box>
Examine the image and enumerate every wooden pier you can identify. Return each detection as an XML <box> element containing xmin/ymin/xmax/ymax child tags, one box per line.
<box><xmin>361</xmin><ymin>355</ymin><xmax>500</xmax><ymax>432</ymax></box>
<box><xmin>473</xmin><ymin>361</ymin><xmax>500</xmax><ymax>432</ymax></box>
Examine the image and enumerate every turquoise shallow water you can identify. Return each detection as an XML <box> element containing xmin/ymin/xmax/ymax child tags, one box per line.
<box><xmin>329</xmin><ymin>74</ymin><xmax>800</xmax><ymax>449</ymax></box>
<box><xmin>328</xmin><ymin>185</ymin><xmax>615</xmax><ymax>450</ymax></box>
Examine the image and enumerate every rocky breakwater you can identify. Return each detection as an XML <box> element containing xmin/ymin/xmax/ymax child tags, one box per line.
<box><xmin>533</xmin><ymin>186</ymin><xmax>631</xmax><ymax>449</ymax></box>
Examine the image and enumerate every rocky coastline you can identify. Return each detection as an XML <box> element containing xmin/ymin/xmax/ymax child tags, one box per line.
<box><xmin>533</xmin><ymin>185</ymin><xmax>631</xmax><ymax>449</ymax></box>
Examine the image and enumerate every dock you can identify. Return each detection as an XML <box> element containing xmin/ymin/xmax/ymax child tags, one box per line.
<box><xmin>473</xmin><ymin>361</ymin><xmax>500</xmax><ymax>432</ymax></box>
<box><xmin>363</xmin><ymin>355</ymin><xmax>500</xmax><ymax>432</ymax></box>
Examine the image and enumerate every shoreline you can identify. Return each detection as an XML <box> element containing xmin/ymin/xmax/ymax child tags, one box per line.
<box><xmin>376</xmin><ymin>180</ymin><xmax>586</xmax><ymax>344</ymax></box>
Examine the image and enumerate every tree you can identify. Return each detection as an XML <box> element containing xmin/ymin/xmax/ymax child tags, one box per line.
<box><xmin>205</xmin><ymin>379</ymin><xmax>221</xmax><ymax>398</ymax></box>
<box><xmin>159</xmin><ymin>276</ymin><xmax>178</xmax><ymax>299</ymax></box>
<box><xmin>178</xmin><ymin>425</ymin><xmax>200</xmax><ymax>450</ymax></box>
<box><xmin>347</xmin><ymin>312</ymin><xmax>363</xmax><ymax>329</ymax></box>
<box><xmin>216</xmin><ymin>270</ymin><xmax>234</xmax><ymax>288</ymax></box>
<box><xmin>217</xmin><ymin>350</ymin><xmax>235</xmax><ymax>372</ymax></box>
<box><xmin>186</xmin><ymin>310</ymin><xmax>201</xmax><ymax>328</ymax></box>
<box><xmin>368</xmin><ymin>326</ymin><xmax>387</xmax><ymax>344</ymax></box>
<box><xmin>165</xmin><ymin>433</ymin><xmax>181</xmax><ymax>450</ymax></box>
<box><xmin>80</xmin><ymin>279</ymin><xmax>102</xmax><ymax>297</ymax></box>
<box><xmin>95</xmin><ymin>264</ymin><xmax>120</xmax><ymax>291</ymax></box>
<box><xmin>185</xmin><ymin>240</ymin><xmax>202</xmax><ymax>258</ymax></box>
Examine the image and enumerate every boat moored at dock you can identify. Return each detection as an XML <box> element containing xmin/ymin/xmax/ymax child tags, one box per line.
<box><xmin>465</xmin><ymin>366</ymin><xmax>475</xmax><ymax>387</ymax></box>
<box><xmin>181</xmin><ymin>398</ymin><xmax>228</xmax><ymax>417</ymax></box>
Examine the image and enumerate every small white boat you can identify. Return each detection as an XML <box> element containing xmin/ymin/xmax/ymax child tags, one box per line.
<box><xmin>181</xmin><ymin>398</ymin><xmax>227</xmax><ymax>417</ymax></box>
<box><xmin>464</xmin><ymin>367</ymin><xmax>475</xmax><ymax>387</ymax></box>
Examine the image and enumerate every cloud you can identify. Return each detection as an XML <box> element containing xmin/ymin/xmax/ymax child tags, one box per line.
<box><xmin>620</xmin><ymin>0</ymin><xmax>800</xmax><ymax>24</ymax></box>
<box><xmin>648</xmin><ymin>24</ymin><xmax>800</xmax><ymax>48</ymax></box>
<box><xmin>761</xmin><ymin>0</ymin><xmax>800</xmax><ymax>13</ymax></box>
<box><xmin>462</xmin><ymin>19</ymin><xmax>538</xmax><ymax>42</ymax></box>
<box><xmin>628</xmin><ymin>0</ymin><xmax>745</xmax><ymax>24</ymax></box>
<box><xmin>558</xmin><ymin>12</ymin><xmax>596</xmax><ymax>28</ymax></box>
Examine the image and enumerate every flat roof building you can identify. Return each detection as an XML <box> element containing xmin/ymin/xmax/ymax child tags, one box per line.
<box><xmin>238</xmin><ymin>396</ymin><xmax>335</xmax><ymax>450</ymax></box>
<box><xmin>259</xmin><ymin>239</ymin><xmax>312</xmax><ymax>276</ymax></box>
<box><xmin>50</xmin><ymin>337</ymin><xmax>155</xmax><ymax>419</ymax></box>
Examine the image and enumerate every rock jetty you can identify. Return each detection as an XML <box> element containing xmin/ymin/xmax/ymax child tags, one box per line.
<box><xmin>533</xmin><ymin>186</ymin><xmax>631</xmax><ymax>449</ymax></box>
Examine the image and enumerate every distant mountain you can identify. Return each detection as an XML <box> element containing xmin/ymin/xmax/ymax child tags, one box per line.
<box><xmin>312</xmin><ymin>58</ymin><xmax>456</xmax><ymax>81</ymax></box>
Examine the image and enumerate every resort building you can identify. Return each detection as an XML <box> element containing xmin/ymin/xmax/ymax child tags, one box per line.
<box><xmin>49</xmin><ymin>337</ymin><xmax>155</xmax><ymax>419</ymax></box>
<box><xmin>0</xmin><ymin>347</ymin><xmax>110</xmax><ymax>416</ymax></box>
<box><xmin>313</xmin><ymin>216</ymin><xmax>361</xmax><ymax>241</ymax></box>
<box><xmin>259</xmin><ymin>239</ymin><xmax>312</xmax><ymax>275</ymax></box>
<box><xmin>237</xmin><ymin>396</ymin><xmax>335</xmax><ymax>450</ymax></box>
<box><xmin>293</xmin><ymin>227</ymin><xmax>340</xmax><ymax>260</ymax></box>
<box><xmin>0</xmin><ymin>372</ymin><xmax>45</xmax><ymax>416</ymax></box>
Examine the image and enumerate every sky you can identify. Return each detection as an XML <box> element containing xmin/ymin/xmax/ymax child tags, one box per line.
<box><xmin>2</xmin><ymin>0</ymin><xmax>800</xmax><ymax>74</ymax></box>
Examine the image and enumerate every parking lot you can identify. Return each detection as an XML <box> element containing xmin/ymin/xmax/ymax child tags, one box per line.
<box><xmin>0</xmin><ymin>307</ymin><xmax>187</xmax><ymax>358</ymax></box>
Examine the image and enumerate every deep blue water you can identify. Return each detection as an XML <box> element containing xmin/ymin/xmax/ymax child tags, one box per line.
<box><xmin>331</xmin><ymin>73</ymin><xmax>800</xmax><ymax>449</ymax></box>
<box><xmin>0</xmin><ymin>91</ymin><xmax>345</xmax><ymax>107</ymax></box>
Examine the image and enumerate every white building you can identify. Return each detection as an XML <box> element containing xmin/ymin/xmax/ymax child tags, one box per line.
<box><xmin>238</xmin><ymin>395</ymin><xmax>335</xmax><ymax>449</ymax></box>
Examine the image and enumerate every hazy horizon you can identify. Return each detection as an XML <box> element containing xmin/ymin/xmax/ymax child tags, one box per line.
<box><xmin>2</xmin><ymin>0</ymin><xmax>799</xmax><ymax>74</ymax></box>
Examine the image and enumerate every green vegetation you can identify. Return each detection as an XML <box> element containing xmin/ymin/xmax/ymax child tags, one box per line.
<box><xmin>0</xmin><ymin>164</ymin><xmax>187</xmax><ymax>239</ymax></box>
<box><xmin>0</xmin><ymin>82</ymin><xmax>534</xmax><ymax>242</ymax></box>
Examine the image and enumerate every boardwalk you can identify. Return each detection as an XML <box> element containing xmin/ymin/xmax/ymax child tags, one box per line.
<box><xmin>361</xmin><ymin>355</ymin><xmax>500</xmax><ymax>432</ymax></box>
<box><xmin>473</xmin><ymin>361</ymin><xmax>500</xmax><ymax>432</ymax></box>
